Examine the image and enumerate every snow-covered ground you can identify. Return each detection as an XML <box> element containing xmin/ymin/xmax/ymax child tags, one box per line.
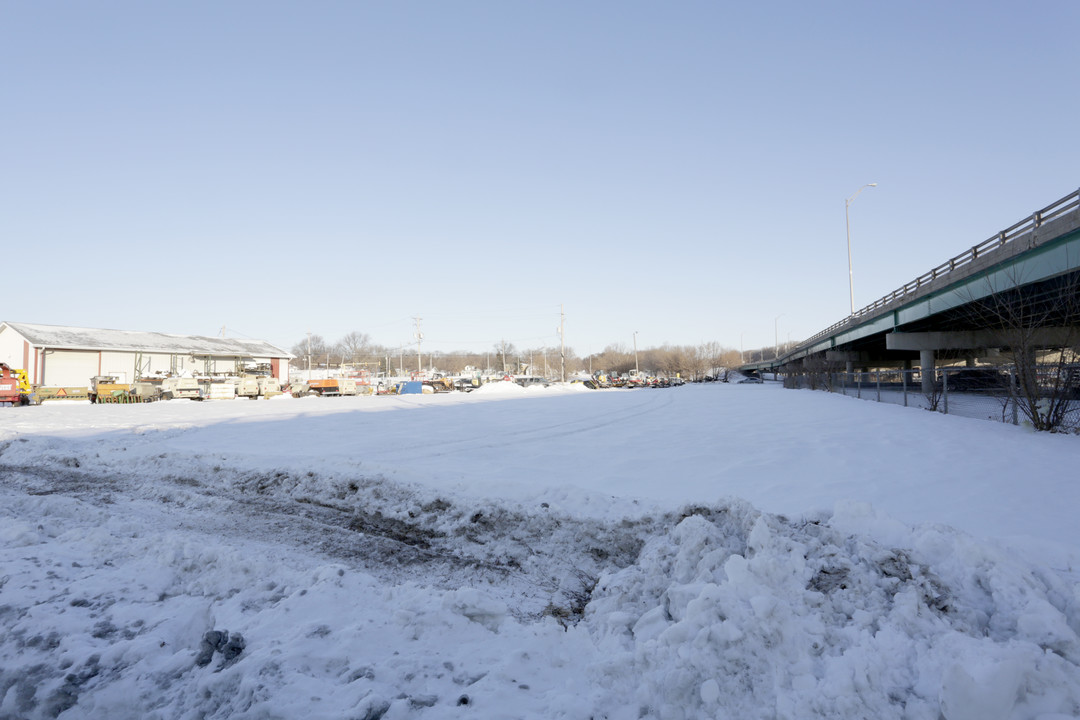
<box><xmin>2</xmin><ymin>381</ymin><xmax>1078</xmax><ymax>719</ymax></box>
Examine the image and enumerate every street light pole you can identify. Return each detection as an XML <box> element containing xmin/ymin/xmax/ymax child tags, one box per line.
<box><xmin>774</xmin><ymin>314</ymin><xmax>784</xmax><ymax>359</ymax></box>
<box><xmin>633</xmin><ymin>331</ymin><xmax>639</xmax><ymax>375</ymax></box>
<box><xmin>846</xmin><ymin>183</ymin><xmax>877</xmax><ymax>315</ymax></box>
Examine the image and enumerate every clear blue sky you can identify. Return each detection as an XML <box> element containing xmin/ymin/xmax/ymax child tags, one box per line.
<box><xmin>4</xmin><ymin>2</ymin><xmax>1079</xmax><ymax>356</ymax></box>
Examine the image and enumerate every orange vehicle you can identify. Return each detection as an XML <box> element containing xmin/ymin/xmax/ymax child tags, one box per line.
<box><xmin>307</xmin><ymin>378</ymin><xmax>340</xmax><ymax>396</ymax></box>
<box><xmin>0</xmin><ymin>363</ymin><xmax>31</xmax><ymax>406</ymax></box>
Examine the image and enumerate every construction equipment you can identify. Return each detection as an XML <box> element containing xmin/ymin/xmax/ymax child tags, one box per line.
<box><xmin>423</xmin><ymin>377</ymin><xmax>454</xmax><ymax>393</ymax></box>
<box><xmin>160</xmin><ymin>376</ymin><xmax>203</xmax><ymax>400</ymax></box>
<box><xmin>306</xmin><ymin>377</ymin><xmax>358</xmax><ymax>396</ymax></box>
<box><xmin>257</xmin><ymin>376</ymin><xmax>282</xmax><ymax>398</ymax></box>
<box><xmin>130</xmin><ymin>382</ymin><xmax>162</xmax><ymax>402</ymax></box>
<box><xmin>33</xmin><ymin>386</ymin><xmax>89</xmax><ymax>402</ymax></box>
<box><xmin>89</xmin><ymin>376</ymin><xmax>129</xmax><ymax>403</ymax></box>
<box><xmin>236</xmin><ymin>376</ymin><xmax>260</xmax><ymax>399</ymax></box>
<box><xmin>89</xmin><ymin>376</ymin><xmax>159</xmax><ymax>403</ymax></box>
<box><xmin>0</xmin><ymin>363</ymin><xmax>31</xmax><ymax>406</ymax></box>
<box><xmin>306</xmin><ymin>378</ymin><xmax>339</xmax><ymax>396</ymax></box>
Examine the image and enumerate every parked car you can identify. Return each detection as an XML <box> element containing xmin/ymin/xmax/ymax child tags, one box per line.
<box><xmin>944</xmin><ymin>368</ymin><xmax>1010</xmax><ymax>391</ymax></box>
<box><xmin>514</xmin><ymin>376</ymin><xmax>550</xmax><ymax>388</ymax></box>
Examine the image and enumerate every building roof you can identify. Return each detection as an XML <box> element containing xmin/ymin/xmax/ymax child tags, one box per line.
<box><xmin>1</xmin><ymin>321</ymin><xmax>292</xmax><ymax>359</ymax></box>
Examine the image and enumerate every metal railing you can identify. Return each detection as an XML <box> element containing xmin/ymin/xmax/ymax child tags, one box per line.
<box><xmin>782</xmin><ymin>364</ymin><xmax>1080</xmax><ymax>432</ymax></box>
<box><xmin>804</xmin><ymin>188</ymin><xmax>1080</xmax><ymax>347</ymax></box>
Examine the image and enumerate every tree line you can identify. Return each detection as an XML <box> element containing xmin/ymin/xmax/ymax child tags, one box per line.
<box><xmin>289</xmin><ymin>333</ymin><xmax>744</xmax><ymax>380</ymax></box>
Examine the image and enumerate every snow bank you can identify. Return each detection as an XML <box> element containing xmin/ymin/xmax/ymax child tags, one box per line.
<box><xmin>3</xmin><ymin>484</ymin><xmax>1078</xmax><ymax>719</ymax></box>
<box><xmin>587</xmin><ymin>502</ymin><xmax>1080</xmax><ymax>719</ymax></box>
<box><xmin>472</xmin><ymin>379</ymin><xmax>527</xmax><ymax>395</ymax></box>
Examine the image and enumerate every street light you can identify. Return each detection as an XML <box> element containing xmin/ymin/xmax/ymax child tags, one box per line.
<box><xmin>845</xmin><ymin>183</ymin><xmax>878</xmax><ymax>315</ymax></box>
<box><xmin>774</xmin><ymin>314</ymin><xmax>784</xmax><ymax>359</ymax></box>
<box><xmin>633</xmin><ymin>331</ymin><xmax>639</xmax><ymax>374</ymax></box>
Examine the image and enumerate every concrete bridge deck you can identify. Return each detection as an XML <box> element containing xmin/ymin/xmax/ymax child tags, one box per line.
<box><xmin>743</xmin><ymin>188</ymin><xmax>1080</xmax><ymax>382</ymax></box>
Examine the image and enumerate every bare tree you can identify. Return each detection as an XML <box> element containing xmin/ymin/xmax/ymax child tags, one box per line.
<box><xmin>963</xmin><ymin>268</ymin><xmax>1080</xmax><ymax>431</ymax></box>
<box><xmin>289</xmin><ymin>334</ymin><xmax>329</xmax><ymax>369</ymax></box>
<box><xmin>336</xmin><ymin>331</ymin><xmax>373</xmax><ymax>365</ymax></box>
<box><xmin>493</xmin><ymin>340</ymin><xmax>518</xmax><ymax>374</ymax></box>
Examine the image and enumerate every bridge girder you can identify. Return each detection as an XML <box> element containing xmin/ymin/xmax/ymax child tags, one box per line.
<box><xmin>886</xmin><ymin>328</ymin><xmax>1079</xmax><ymax>352</ymax></box>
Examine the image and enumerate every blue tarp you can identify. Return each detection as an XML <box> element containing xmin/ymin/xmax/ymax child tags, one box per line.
<box><xmin>397</xmin><ymin>381</ymin><xmax>423</xmax><ymax>394</ymax></box>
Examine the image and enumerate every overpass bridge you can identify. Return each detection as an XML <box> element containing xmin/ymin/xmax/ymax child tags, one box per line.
<box><xmin>742</xmin><ymin>187</ymin><xmax>1080</xmax><ymax>391</ymax></box>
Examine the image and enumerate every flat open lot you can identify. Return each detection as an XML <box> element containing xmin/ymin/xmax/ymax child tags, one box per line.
<box><xmin>2</xmin><ymin>383</ymin><xmax>1079</xmax><ymax>719</ymax></box>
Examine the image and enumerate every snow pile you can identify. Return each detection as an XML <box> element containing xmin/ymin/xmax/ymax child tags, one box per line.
<box><xmin>586</xmin><ymin>501</ymin><xmax>1080</xmax><ymax>719</ymax></box>
<box><xmin>3</xmin><ymin>482</ymin><xmax>1078</xmax><ymax>719</ymax></box>
<box><xmin>471</xmin><ymin>379</ymin><xmax>527</xmax><ymax>395</ymax></box>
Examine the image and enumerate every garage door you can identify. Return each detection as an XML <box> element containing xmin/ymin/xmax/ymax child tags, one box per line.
<box><xmin>44</xmin><ymin>350</ymin><xmax>99</xmax><ymax>387</ymax></box>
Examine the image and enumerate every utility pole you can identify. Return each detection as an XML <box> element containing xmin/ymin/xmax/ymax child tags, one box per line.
<box><xmin>633</xmin><ymin>331</ymin><xmax>639</xmax><ymax>374</ymax></box>
<box><xmin>559</xmin><ymin>304</ymin><xmax>566</xmax><ymax>383</ymax></box>
<box><xmin>306</xmin><ymin>330</ymin><xmax>312</xmax><ymax>382</ymax></box>
<box><xmin>413</xmin><ymin>317</ymin><xmax>423</xmax><ymax>375</ymax></box>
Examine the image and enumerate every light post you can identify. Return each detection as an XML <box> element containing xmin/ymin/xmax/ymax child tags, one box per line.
<box><xmin>774</xmin><ymin>314</ymin><xmax>784</xmax><ymax>359</ymax></box>
<box><xmin>633</xmin><ymin>331</ymin><xmax>639</xmax><ymax>374</ymax></box>
<box><xmin>846</xmin><ymin>183</ymin><xmax>877</xmax><ymax>315</ymax></box>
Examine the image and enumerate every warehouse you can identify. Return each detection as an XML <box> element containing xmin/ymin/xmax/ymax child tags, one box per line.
<box><xmin>0</xmin><ymin>321</ymin><xmax>292</xmax><ymax>388</ymax></box>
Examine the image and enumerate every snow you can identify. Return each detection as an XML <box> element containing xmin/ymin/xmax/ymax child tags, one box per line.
<box><xmin>1</xmin><ymin>320</ymin><xmax>289</xmax><ymax>358</ymax></box>
<box><xmin>1</xmin><ymin>382</ymin><xmax>1079</xmax><ymax>719</ymax></box>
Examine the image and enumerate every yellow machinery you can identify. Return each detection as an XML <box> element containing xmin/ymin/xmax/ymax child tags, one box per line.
<box><xmin>0</xmin><ymin>363</ymin><xmax>31</xmax><ymax>405</ymax></box>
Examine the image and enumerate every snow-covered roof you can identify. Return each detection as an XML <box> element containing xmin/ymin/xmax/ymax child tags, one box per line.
<box><xmin>1</xmin><ymin>321</ymin><xmax>292</xmax><ymax>358</ymax></box>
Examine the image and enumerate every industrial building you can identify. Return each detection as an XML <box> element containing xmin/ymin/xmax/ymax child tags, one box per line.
<box><xmin>0</xmin><ymin>321</ymin><xmax>292</xmax><ymax>388</ymax></box>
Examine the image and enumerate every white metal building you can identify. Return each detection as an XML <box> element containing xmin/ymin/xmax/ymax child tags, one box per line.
<box><xmin>0</xmin><ymin>321</ymin><xmax>292</xmax><ymax>387</ymax></box>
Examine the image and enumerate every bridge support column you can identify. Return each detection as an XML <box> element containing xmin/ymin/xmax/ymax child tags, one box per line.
<box><xmin>845</xmin><ymin>361</ymin><xmax>854</xmax><ymax>383</ymax></box>
<box><xmin>919</xmin><ymin>350</ymin><xmax>935</xmax><ymax>394</ymax></box>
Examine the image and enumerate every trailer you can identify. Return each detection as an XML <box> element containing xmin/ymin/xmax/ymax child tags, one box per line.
<box><xmin>306</xmin><ymin>377</ymin><xmax>359</xmax><ymax>396</ymax></box>
<box><xmin>236</xmin><ymin>376</ymin><xmax>260</xmax><ymax>399</ymax></box>
<box><xmin>159</xmin><ymin>376</ymin><xmax>203</xmax><ymax>400</ymax></box>
<box><xmin>307</xmin><ymin>378</ymin><xmax>340</xmax><ymax>396</ymax></box>
<box><xmin>257</xmin><ymin>376</ymin><xmax>282</xmax><ymax>398</ymax></box>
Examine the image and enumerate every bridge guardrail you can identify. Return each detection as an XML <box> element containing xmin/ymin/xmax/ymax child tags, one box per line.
<box><xmin>803</xmin><ymin>188</ymin><xmax>1080</xmax><ymax>347</ymax></box>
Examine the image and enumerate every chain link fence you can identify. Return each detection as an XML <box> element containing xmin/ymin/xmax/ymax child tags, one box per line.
<box><xmin>782</xmin><ymin>364</ymin><xmax>1080</xmax><ymax>433</ymax></box>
